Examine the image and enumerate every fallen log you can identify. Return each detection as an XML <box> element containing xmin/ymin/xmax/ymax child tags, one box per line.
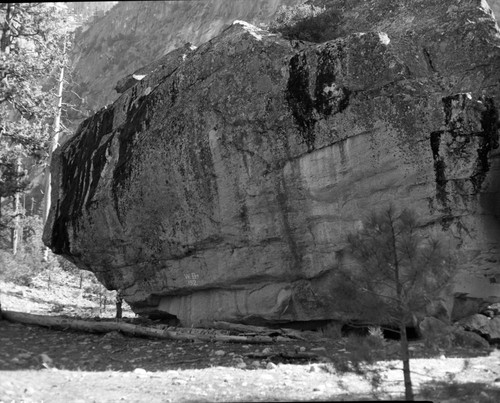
<box><xmin>1</xmin><ymin>310</ymin><xmax>296</xmax><ymax>344</ymax></box>
<box><xmin>211</xmin><ymin>320</ymin><xmax>318</xmax><ymax>341</ymax></box>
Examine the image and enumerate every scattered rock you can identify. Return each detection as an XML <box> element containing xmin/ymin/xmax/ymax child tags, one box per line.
<box><xmin>214</xmin><ymin>350</ymin><xmax>225</xmax><ymax>356</ymax></box>
<box><xmin>235</xmin><ymin>362</ymin><xmax>247</xmax><ymax>369</ymax></box>
<box><xmin>101</xmin><ymin>331</ymin><xmax>124</xmax><ymax>340</ymax></box>
<box><xmin>481</xmin><ymin>303</ymin><xmax>500</xmax><ymax>318</ymax></box>
<box><xmin>24</xmin><ymin>387</ymin><xmax>35</xmax><ymax>395</ymax></box>
<box><xmin>266</xmin><ymin>362</ymin><xmax>277</xmax><ymax>370</ymax></box>
<box><xmin>39</xmin><ymin>353</ymin><xmax>53</xmax><ymax>368</ymax></box>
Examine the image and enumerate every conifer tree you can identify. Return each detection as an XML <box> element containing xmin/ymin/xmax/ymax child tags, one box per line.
<box><xmin>0</xmin><ymin>3</ymin><xmax>73</xmax><ymax>253</ymax></box>
<box><xmin>335</xmin><ymin>206</ymin><xmax>456</xmax><ymax>401</ymax></box>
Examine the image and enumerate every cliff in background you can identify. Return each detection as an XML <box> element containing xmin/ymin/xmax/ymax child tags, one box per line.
<box><xmin>70</xmin><ymin>0</ymin><xmax>303</xmax><ymax>113</ymax></box>
<box><xmin>491</xmin><ymin>1</ymin><xmax>500</xmax><ymax>18</ymax></box>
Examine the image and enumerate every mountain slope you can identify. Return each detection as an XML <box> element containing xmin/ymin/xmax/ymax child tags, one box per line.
<box><xmin>70</xmin><ymin>0</ymin><xmax>303</xmax><ymax>113</ymax></box>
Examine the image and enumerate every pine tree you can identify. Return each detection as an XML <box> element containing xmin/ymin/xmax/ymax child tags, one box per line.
<box><xmin>334</xmin><ymin>206</ymin><xmax>456</xmax><ymax>401</ymax></box>
<box><xmin>0</xmin><ymin>3</ymin><xmax>73</xmax><ymax>254</ymax></box>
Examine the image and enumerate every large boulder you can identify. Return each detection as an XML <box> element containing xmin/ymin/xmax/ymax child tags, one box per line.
<box><xmin>44</xmin><ymin>0</ymin><xmax>500</xmax><ymax>326</ymax></box>
<box><xmin>419</xmin><ymin>316</ymin><xmax>491</xmax><ymax>348</ymax></box>
<box><xmin>457</xmin><ymin>314</ymin><xmax>500</xmax><ymax>344</ymax></box>
<box><xmin>451</xmin><ymin>327</ymin><xmax>491</xmax><ymax>349</ymax></box>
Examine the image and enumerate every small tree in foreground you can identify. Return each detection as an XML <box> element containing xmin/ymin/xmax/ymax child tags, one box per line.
<box><xmin>334</xmin><ymin>206</ymin><xmax>456</xmax><ymax>401</ymax></box>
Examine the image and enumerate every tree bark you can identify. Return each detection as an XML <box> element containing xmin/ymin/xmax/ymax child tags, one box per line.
<box><xmin>43</xmin><ymin>39</ymin><xmax>65</xmax><ymax>262</ymax></box>
<box><xmin>1</xmin><ymin>310</ymin><xmax>296</xmax><ymax>344</ymax></box>
<box><xmin>399</xmin><ymin>322</ymin><xmax>414</xmax><ymax>401</ymax></box>
<box><xmin>388</xmin><ymin>209</ymin><xmax>414</xmax><ymax>401</ymax></box>
<box><xmin>11</xmin><ymin>157</ymin><xmax>22</xmax><ymax>255</ymax></box>
<box><xmin>1</xmin><ymin>3</ymin><xmax>13</xmax><ymax>54</ymax></box>
<box><xmin>115</xmin><ymin>290</ymin><xmax>123</xmax><ymax>319</ymax></box>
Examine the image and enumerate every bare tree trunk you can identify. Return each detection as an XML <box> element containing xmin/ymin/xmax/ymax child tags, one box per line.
<box><xmin>43</xmin><ymin>40</ymin><xmax>65</xmax><ymax>262</ymax></box>
<box><xmin>399</xmin><ymin>322</ymin><xmax>414</xmax><ymax>401</ymax></box>
<box><xmin>388</xmin><ymin>209</ymin><xmax>414</xmax><ymax>401</ymax></box>
<box><xmin>1</xmin><ymin>3</ymin><xmax>13</xmax><ymax>54</ymax></box>
<box><xmin>115</xmin><ymin>290</ymin><xmax>123</xmax><ymax>319</ymax></box>
<box><xmin>3</xmin><ymin>5</ymin><xmax>20</xmax><ymax>256</ymax></box>
<box><xmin>11</xmin><ymin>157</ymin><xmax>22</xmax><ymax>255</ymax></box>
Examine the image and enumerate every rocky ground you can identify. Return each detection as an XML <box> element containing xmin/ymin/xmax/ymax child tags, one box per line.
<box><xmin>1</xmin><ymin>270</ymin><xmax>500</xmax><ymax>402</ymax></box>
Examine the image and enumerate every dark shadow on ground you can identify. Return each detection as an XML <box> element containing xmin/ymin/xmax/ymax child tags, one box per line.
<box><xmin>0</xmin><ymin>319</ymin><xmax>495</xmax><ymax>374</ymax></box>
<box><xmin>0</xmin><ymin>320</ymin><xmax>332</xmax><ymax>372</ymax></box>
<box><xmin>419</xmin><ymin>380</ymin><xmax>500</xmax><ymax>402</ymax></box>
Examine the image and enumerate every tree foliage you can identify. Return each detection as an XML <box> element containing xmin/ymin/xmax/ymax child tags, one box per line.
<box><xmin>0</xmin><ymin>3</ymin><xmax>73</xmax><ymax>199</ymax></box>
<box><xmin>0</xmin><ymin>2</ymin><xmax>78</xmax><ymax>266</ymax></box>
<box><xmin>336</xmin><ymin>206</ymin><xmax>455</xmax><ymax>324</ymax></box>
<box><xmin>334</xmin><ymin>206</ymin><xmax>457</xmax><ymax>400</ymax></box>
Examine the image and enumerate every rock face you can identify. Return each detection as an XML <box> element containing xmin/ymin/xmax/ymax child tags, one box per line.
<box><xmin>45</xmin><ymin>0</ymin><xmax>500</xmax><ymax>327</ymax></box>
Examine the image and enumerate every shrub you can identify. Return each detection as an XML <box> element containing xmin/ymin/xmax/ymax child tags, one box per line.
<box><xmin>332</xmin><ymin>334</ymin><xmax>386</xmax><ymax>375</ymax></box>
<box><xmin>0</xmin><ymin>213</ymin><xmax>55</xmax><ymax>285</ymax></box>
<box><xmin>269</xmin><ymin>2</ymin><xmax>342</xmax><ymax>42</ymax></box>
<box><xmin>368</xmin><ymin>326</ymin><xmax>384</xmax><ymax>339</ymax></box>
<box><xmin>330</xmin><ymin>334</ymin><xmax>386</xmax><ymax>396</ymax></box>
<box><xmin>270</xmin><ymin>2</ymin><xmax>325</xmax><ymax>31</ymax></box>
<box><xmin>420</xmin><ymin>381</ymin><xmax>500</xmax><ymax>403</ymax></box>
